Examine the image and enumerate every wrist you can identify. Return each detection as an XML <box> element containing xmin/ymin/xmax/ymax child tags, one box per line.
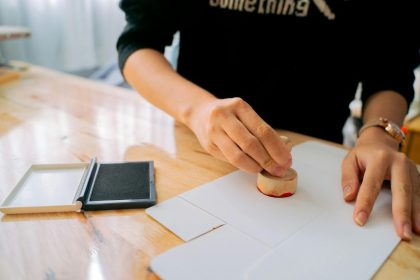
<box><xmin>357</xmin><ymin>126</ymin><xmax>400</xmax><ymax>150</ymax></box>
<box><xmin>357</xmin><ymin>117</ymin><xmax>406</xmax><ymax>150</ymax></box>
<box><xmin>180</xmin><ymin>94</ymin><xmax>217</xmax><ymax>130</ymax></box>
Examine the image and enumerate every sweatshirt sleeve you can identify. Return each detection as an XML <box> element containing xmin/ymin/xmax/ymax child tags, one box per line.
<box><xmin>359</xmin><ymin>1</ymin><xmax>420</xmax><ymax>111</ymax></box>
<box><xmin>116</xmin><ymin>0</ymin><xmax>178</xmax><ymax>73</ymax></box>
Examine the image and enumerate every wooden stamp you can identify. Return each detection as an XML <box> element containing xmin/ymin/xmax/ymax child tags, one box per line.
<box><xmin>257</xmin><ymin>168</ymin><xmax>297</xmax><ymax>197</ymax></box>
<box><xmin>256</xmin><ymin>135</ymin><xmax>297</xmax><ymax>197</ymax></box>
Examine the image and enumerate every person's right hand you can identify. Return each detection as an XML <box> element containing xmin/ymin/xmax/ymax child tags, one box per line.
<box><xmin>187</xmin><ymin>97</ymin><xmax>292</xmax><ymax>176</ymax></box>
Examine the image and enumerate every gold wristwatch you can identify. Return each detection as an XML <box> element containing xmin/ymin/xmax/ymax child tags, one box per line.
<box><xmin>358</xmin><ymin>117</ymin><xmax>406</xmax><ymax>145</ymax></box>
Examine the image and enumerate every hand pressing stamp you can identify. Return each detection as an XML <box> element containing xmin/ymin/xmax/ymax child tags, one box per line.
<box><xmin>257</xmin><ymin>136</ymin><xmax>298</xmax><ymax>198</ymax></box>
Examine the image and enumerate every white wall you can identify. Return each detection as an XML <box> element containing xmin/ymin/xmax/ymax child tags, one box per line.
<box><xmin>0</xmin><ymin>0</ymin><xmax>126</xmax><ymax>73</ymax></box>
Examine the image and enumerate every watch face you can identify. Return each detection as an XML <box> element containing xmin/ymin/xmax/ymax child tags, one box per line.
<box><xmin>385</xmin><ymin>122</ymin><xmax>405</xmax><ymax>140</ymax></box>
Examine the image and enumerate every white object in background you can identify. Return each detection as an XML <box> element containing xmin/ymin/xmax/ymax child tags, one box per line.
<box><xmin>164</xmin><ymin>31</ymin><xmax>180</xmax><ymax>70</ymax></box>
<box><xmin>342</xmin><ymin>82</ymin><xmax>363</xmax><ymax>147</ymax></box>
<box><xmin>147</xmin><ymin>141</ymin><xmax>400</xmax><ymax>280</ymax></box>
<box><xmin>406</xmin><ymin>66</ymin><xmax>420</xmax><ymax>121</ymax></box>
<box><xmin>350</xmin><ymin>81</ymin><xmax>363</xmax><ymax>118</ymax></box>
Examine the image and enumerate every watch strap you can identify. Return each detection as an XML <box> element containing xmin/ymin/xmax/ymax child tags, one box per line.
<box><xmin>358</xmin><ymin>117</ymin><xmax>405</xmax><ymax>145</ymax></box>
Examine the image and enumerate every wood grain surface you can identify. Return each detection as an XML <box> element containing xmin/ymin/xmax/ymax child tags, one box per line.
<box><xmin>0</xmin><ymin>65</ymin><xmax>419</xmax><ymax>280</ymax></box>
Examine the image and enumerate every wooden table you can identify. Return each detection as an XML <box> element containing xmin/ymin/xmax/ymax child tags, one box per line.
<box><xmin>0</xmin><ymin>66</ymin><xmax>419</xmax><ymax>279</ymax></box>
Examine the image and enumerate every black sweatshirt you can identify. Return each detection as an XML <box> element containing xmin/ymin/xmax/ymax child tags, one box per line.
<box><xmin>117</xmin><ymin>0</ymin><xmax>419</xmax><ymax>143</ymax></box>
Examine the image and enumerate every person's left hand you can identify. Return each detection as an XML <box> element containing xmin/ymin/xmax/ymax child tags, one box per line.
<box><xmin>341</xmin><ymin>127</ymin><xmax>420</xmax><ymax>240</ymax></box>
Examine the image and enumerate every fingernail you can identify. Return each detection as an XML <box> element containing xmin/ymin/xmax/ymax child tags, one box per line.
<box><xmin>273</xmin><ymin>166</ymin><xmax>284</xmax><ymax>177</ymax></box>
<box><xmin>343</xmin><ymin>185</ymin><xmax>352</xmax><ymax>198</ymax></box>
<box><xmin>280</xmin><ymin>135</ymin><xmax>290</xmax><ymax>144</ymax></box>
<box><xmin>355</xmin><ymin>211</ymin><xmax>368</xmax><ymax>226</ymax></box>
<box><xmin>403</xmin><ymin>223</ymin><xmax>412</xmax><ymax>241</ymax></box>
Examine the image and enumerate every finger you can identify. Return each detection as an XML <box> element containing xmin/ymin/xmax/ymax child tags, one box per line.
<box><xmin>206</xmin><ymin>142</ymin><xmax>228</xmax><ymax>162</ymax></box>
<box><xmin>410</xmin><ymin>163</ymin><xmax>420</xmax><ymax>234</ymax></box>
<box><xmin>235</xmin><ymin>100</ymin><xmax>291</xmax><ymax>170</ymax></box>
<box><xmin>390</xmin><ymin>155</ymin><xmax>413</xmax><ymax>241</ymax></box>
<box><xmin>341</xmin><ymin>152</ymin><xmax>361</xmax><ymax>202</ymax></box>
<box><xmin>353</xmin><ymin>160</ymin><xmax>387</xmax><ymax>227</ymax></box>
<box><xmin>214</xmin><ymin>132</ymin><xmax>262</xmax><ymax>173</ymax></box>
<box><xmin>222</xmin><ymin>116</ymin><xmax>284</xmax><ymax>176</ymax></box>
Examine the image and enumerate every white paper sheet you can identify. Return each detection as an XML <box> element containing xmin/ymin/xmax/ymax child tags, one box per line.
<box><xmin>180</xmin><ymin>170</ymin><xmax>324</xmax><ymax>247</ymax></box>
<box><xmin>246</xmin><ymin>190</ymin><xmax>398</xmax><ymax>280</ymax></box>
<box><xmin>150</xmin><ymin>225</ymin><xmax>270</xmax><ymax>280</ymax></box>
<box><xmin>146</xmin><ymin>197</ymin><xmax>225</xmax><ymax>241</ymax></box>
<box><xmin>147</xmin><ymin>141</ymin><xmax>400</xmax><ymax>280</ymax></box>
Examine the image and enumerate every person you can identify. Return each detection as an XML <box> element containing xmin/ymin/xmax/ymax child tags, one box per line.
<box><xmin>117</xmin><ymin>0</ymin><xmax>420</xmax><ymax>240</ymax></box>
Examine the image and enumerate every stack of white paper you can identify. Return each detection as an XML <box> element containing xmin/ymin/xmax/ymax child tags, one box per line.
<box><xmin>147</xmin><ymin>141</ymin><xmax>399</xmax><ymax>280</ymax></box>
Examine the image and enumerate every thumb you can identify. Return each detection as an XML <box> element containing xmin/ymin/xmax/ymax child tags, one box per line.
<box><xmin>341</xmin><ymin>152</ymin><xmax>361</xmax><ymax>202</ymax></box>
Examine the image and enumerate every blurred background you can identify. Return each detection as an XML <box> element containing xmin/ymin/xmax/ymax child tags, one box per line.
<box><xmin>0</xmin><ymin>0</ymin><xmax>128</xmax><ymax>86</ymax></box>
<box><xmin>0</xmin><ymin>0</ymin><xmax>418</xmax><ymax>124</ymax></box>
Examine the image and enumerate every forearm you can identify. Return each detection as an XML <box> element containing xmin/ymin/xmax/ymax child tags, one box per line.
<box><xmin>123</xmin><ymin>48</ymin><xmax>292</xmax><ymax>175</ymax></box>
<box><xmin>123</xmin><ymin>48</ymin><xmax>216</xmax><ymax>127</ymax></box>
<box><xmin>358</xmin><ymin>91</ymin><xmax>408</xmax><ymax>149</ymax></box>
<box><xmin>363</xmin><ymin>90</ymin><xmax>407</xmax><ymax>125</ymax></box>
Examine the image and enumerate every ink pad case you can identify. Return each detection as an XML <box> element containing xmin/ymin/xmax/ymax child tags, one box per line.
<box><xmin>0</xmin><ymin>158</ymin><xmax>156</xmax><ymax>214</ymax></box>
